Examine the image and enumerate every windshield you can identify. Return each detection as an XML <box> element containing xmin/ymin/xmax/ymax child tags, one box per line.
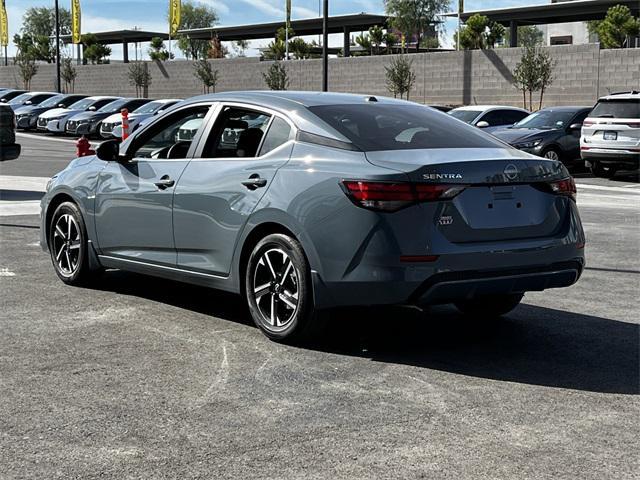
<box><xmin>8</xmin><ymin>93</ymin><xmax>31</xmax><ymax>104</ymax></box>
<box><xmin>448</xmin><ymin>109</ymin><xmax>482</xmax><ymax>124</ymax></box>
<box><xmin>590</xmin><ymin>99</ymin><xmax>640</xmax><ymax>119</ymax></box>
<box><xmin>513</xmin><ymin>110</ymin><xmax>576</xmax><ymax>129</ymax></box>
<box><xmin>98</xmin><ymin>99</ymin><xmax>128</xmax><ymax>113</ymax></box>
<box><xmin>132</xmin><ymin>101</ymin><xmax>164</xmax><ymax>114</ymax></box>
<box><xmin>309</xmin><ymin>104</ymin><xmax>505</xmax><ymax>151</ymax></box>
<box><xmin>68</xmin><ymin>98</ymin><xmax>97</xmax><ymax>110</ymax></box>
<box><xmin>39</xmin><ymin>94</ymin><xmax>66</xmax><ymax>108</ymax></box>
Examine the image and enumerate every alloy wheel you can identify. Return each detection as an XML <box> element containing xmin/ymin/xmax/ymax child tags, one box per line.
<box><xmin>52</xmin><ymin>213</ymin><xmax>81</xmax><ymax>276</ymax></box>
<box><xmin>252</xmin><ymin>248</ymin><xmax>299</xmax><ymax>330</ymax></box>
<box><xmin>544</xmin><ymin>150</ymin><xmax>560</xmax><ymax>161</ymax></box>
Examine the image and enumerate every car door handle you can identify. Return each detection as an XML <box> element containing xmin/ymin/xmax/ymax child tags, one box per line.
<box><xmin>154</xmin><ymin>175</ymin><xmax>175</xmax><ymax>189</ymax></box>
<box><xmin>241</xmin><ymin>175</ymin><xmax>267</xmax><ymax>190</ymax></box>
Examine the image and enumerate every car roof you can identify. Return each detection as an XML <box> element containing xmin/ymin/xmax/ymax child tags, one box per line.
<box><xmin>597</xmin><ymin>91</ymin><xmax>639</xmax><ymax>101</ymax></box>
<box><xmin>23</xmin><ymin>91</ymin><xmax>57</xmax><ymax>96</ymax></box>
<box><xmin>86</xmin><ymin>96</ymin><xmax>121</xmax><ymax>101</ymax></box>
<box><xmin>537</xmin><ymin>106</ymin><xmax>592</xmax><ymax>112</ymax></box>
<box><xmin>450</xmin><ymin>105</ymin><xmax>528</xmax><ymax>112</ymax></box>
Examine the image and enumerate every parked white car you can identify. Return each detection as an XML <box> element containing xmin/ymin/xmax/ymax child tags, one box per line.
<box><xmin>37</xmin><ymin>96</ymin><xmax>120</xmax><ymax>134</ymax></box>
<box><xmin>580</xmin><ymin>91</ymin><xmax>640</xmax><ymax>178</ymax></box>
<box><xmin>101</xmin><ymin>98</ymin><xmax>182</xmax><ymax>139</ymax></box>
<box><xmin>448</xmin><ymin>105</ymin><xmax>529</xmax><ymax>133</ymax></box>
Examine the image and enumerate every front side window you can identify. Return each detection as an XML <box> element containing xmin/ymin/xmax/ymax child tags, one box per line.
<box><xmin>309</xmin><ymin>104</ymin><xmax>505</xmax><ymax>151</ymax></box>
<box><xmin>448</xmin><ymin>109</ymin><xmax>482</xmax><ymax>124</ymax></box>
<box><xmin>480</xmin><ymin>110</ymin><xmax>511</xmax><ymax>126</ymax></box>
<box><xmin>129</xmin><ymin>105</ymin><xmax>210</xmax><ymax>159</ymax></box>
<box><xmin>39</xmin><ymin>95</ymin><xmax>66</xmax><ymax>108</ymax></box>
<box><xmin>514</xmin><ymin>110</ymin><xmax>577</xmax><ymax>129</ymax></box>
<box><xmin>98</xmin><ymin>99</ymin><xmax>129</xmax><ymax>114</ymax></box>
<box><xmin>203</xmin><ymin>107</ymin><xmax>271</xmax><ymax>158</ymax></box>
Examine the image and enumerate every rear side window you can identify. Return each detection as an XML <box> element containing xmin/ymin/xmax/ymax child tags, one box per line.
<box><xmin>309</xmin><ymin>104</ymin><xmax>505</xmax><ymax>151</ymax></box>
<box><xmin>590</xmin><ymin>99</ymin><xmax>640</xmax><ymax>119</ymax></box>
<box><xmin>503</xmin><ymin>110</ymin><xmax>528</xmax><ymax>124</ymax></box>
<box><xmin>259</xmin><ymin>117</ymin><xmax>292</xmax><ymax>156</ymax></box>
<box><xmin>203</xmin><ymin>107</ymin><xmax>271</xmax><ymax>158</ymax></box>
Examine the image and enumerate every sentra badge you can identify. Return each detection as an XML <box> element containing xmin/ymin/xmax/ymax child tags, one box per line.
<box><xmin>423</xmin><ymin>173</ymin><xmax>463</xmax><ymax>180</ymax></box>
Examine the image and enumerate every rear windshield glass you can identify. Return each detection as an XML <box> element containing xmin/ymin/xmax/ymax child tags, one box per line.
<box><xmin>590</xmin><ymin>99</ymin><xmax>640</xmax><ymax>119</ymax></box>
<box><xmin>448</xmin><ymin>109</ymin><xmax>482</xmax><ymax>123</ymax></box>
<box><xmin>309</xmin><ymin>104</ymin><xmax>505</xmax><ymax>151</ymax></box>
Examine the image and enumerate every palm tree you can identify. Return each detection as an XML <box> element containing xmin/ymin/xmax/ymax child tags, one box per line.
<box><xmin>384</xmin><ymin>32</ymin><xmax>398</xmax><ymax>54</ymax></box>
<box><xmin>355</xmin><ymin>33</ymin><xmax>372</xmax><ymax>55</ymax></box>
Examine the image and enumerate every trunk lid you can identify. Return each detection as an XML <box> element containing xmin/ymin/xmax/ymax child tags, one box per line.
<box><xmin>365</xmin><ymin>148</ymin><xmax>571</xmax><ymax>243</ymax></box>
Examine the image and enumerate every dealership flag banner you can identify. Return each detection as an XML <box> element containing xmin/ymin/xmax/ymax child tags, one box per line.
<box><xmin>72</xmin><ymin>0</ymin><xmax>81</xmax><ymax>44</ymax></box>
<box><xmin>0</xmin><ymin>0</ymin><xmax>8</xmax><ymax>48</ymax></box>
<box><xmin>169</xmin><ymin>0</ymin><xmax>181</xmax><ymax>37</ymax></box>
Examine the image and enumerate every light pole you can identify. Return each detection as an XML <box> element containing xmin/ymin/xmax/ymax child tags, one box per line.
<box><xmin>322</xmin><ymin>0</ymin><xmax>328</xmax><ymax>92</ymax></box>
<box><xmin>54</xmin><ymin>0</ymin><xmax>61</xmax><ymax>92</ymax></box>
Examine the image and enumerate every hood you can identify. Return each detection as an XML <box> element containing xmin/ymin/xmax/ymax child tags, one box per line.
<box><xmin>491</xmin><ymin>128</ymin><xmax>554</xmax><ymax>145</ymax></box>
<box><xmin>41</xmin><ymin>107</ymin><xmax>74</xmax><ymax>119</ymax></box>
<box><xmin>14</xmin><ymin>105</ymin><xmax>39</xmax><ymax>115</ymax></box>
<box><xmin>102</xmin><ymin>112</ymin><xmax>123</xmax><ymax>123</ymax></box>
<box><xmin>69</xmin><ymin>111</ymin><xmax>110</xmax><ymax>121</ymax></box>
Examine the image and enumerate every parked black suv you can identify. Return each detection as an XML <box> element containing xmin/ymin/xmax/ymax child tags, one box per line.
<box><xmin>0</xmin><ymin>103</ymin><xmax>21</xmax><ymax>161</ymax></box>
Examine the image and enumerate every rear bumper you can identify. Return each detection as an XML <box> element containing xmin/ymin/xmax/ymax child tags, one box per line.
<box><xmin>409</xmin><ymin>260</ymin><xmax>582</xmax><ymax>305</ymax></box>
<box><xmin>581</xmin><ymin>150</ymin><xmax>640</xmax><ymax>169</ymax></box>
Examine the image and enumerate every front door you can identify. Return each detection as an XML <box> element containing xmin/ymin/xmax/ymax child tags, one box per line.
<box><xmin>94</xmin><ymin>103</ymin><xmax>213</xmax><ymax>266</ymax></box>
<box><xmin>173</xmin><ymin>105</ymin><xmax>295</xmax><ymax>275</ymax></box>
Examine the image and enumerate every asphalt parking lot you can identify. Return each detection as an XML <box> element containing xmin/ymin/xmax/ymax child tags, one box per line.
<box><xmin>1</xmin><ymin>133</ymin><xmax>639</xmax><ymax>479</ymax></box>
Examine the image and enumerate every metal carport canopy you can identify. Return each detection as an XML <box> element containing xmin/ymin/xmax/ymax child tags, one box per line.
<box><xmin>444</xmin><ymin>0</ymin><xmax>640</xmax><ymax>25</ymax></box>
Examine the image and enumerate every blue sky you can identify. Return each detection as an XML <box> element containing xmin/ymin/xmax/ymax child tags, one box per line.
<box><xmin>4</xmin><ymin>0</ymin><xmax>547</xmax><ymax>58</ymax></box>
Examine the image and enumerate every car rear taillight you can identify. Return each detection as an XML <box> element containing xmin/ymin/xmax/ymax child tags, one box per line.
<box><xmin>341</xmin><ymin>180</ymin><xmax>465</xmax><ymax>212</ymax></box>
<box><xmin>582</xmin><ymin>120</ymin><xmax>594</xmax><ymax>126</ymax></box>
<box><xmin>534</xmin><ymin>177</ymin><xmax>577</xmax><ymax>201</ymax></box>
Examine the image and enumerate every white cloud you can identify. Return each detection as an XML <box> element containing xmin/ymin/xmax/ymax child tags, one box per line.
<box><xmin>197</xmin><ymin>0</ymin><xmax>230</xmax><ymax>16</ymax></box>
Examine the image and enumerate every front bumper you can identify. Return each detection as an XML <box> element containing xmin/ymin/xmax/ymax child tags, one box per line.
<box><xmin>16</xmin><ymin>116</ymin><xmax>36</xmax><ymax>129</ymax></box>
<box><xmin>45</xmin><ymin>119</ymin><xmax>66</xmax><ymax>133</ymax></box>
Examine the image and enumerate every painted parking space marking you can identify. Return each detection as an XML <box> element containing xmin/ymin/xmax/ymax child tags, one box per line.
<box><xmin>0</xmin><ymin>268</ymin><xmax>16</xmax><ymax>277</ymax></box>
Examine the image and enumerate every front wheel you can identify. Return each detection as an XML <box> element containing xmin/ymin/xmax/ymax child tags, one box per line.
<box><xmin>245</xmin><ymin>233</ymin><xmax>317</xmax><ymax>342</ymax></box>
<box><xmin>454</xmin><ymin>293</ymin><xmax>524</xmax><ymax>317</ymax></box>
<box><xmin>541</xmin><ymin>147</ymin><xmax>562</xmax><ymax>162</ymax></box>
<box><xmin>49</xmin><ymin>201</ymin><xmax>97</xmax><ymax>285</ymax></box>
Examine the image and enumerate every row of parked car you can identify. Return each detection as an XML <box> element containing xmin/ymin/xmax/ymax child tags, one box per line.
<box><xmin>0</xmin><ymin>88</ymin><xmax>181</xmax><ymax>140</ymax></box>
<box><xmin>1</xmin><ymin>87</ymin><xmax>638</xmax><ymax>177</ymax></box>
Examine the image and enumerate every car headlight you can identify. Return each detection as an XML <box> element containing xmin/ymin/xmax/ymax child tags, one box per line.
<box><xmin>515</xmin><ymin>139</ymin><xmax>543</xmax><ymax>149</ymax></box>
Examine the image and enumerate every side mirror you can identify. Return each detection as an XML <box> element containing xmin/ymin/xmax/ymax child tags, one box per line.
<box><xmin>95</xmin><ymin>139</ymin><xmax>121</xmax><ymax>161</ymax></box>
<box><xmin>476</xmin><ymin>120</ymin><xmax>490</xmax><ymax>128</ymax></box>
<box><xmin>568</xmin><ymin>123</ymin><xmax>582</xmax><ymax>131</ymax></box>
<box><xmin>24</xmin><ymin>100</ymin><xmax>33</xmax><ymax>105</ymax></box>
<box><xmin>88</xmin><ymin>106</ymin><xmax>97</xmax><ymax>111</ymax></box>
<box><xmin>58</xmin><ymin>103</ymin><xmax>66</xmax><ymax>108</ymax></box>
<box><xmin>0</xmin><ymin>143</ymin><xmax>21</xmax><ymax>161</ymax></box>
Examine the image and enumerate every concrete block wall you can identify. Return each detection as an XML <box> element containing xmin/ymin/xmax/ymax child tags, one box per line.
<box><xmin>1</xmin><ymin>45</ymin><xmax>639</xmax><ymax>108</ymax></box>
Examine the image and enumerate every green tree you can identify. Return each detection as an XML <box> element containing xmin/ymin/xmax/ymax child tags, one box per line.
<box><xmin>369</xmin><ymin>25</ymin><xmax>385</xmax><ymax>55</ymax></box>
<box><xmin>127</xmin><ymin>62</ymin><xmax>152</xmax><ymax>97</ymax></box>
<box><xmin>384</xmin><ymin>32</ymin><xmax>398</xmax><ymax>53</ymax></box>
<box><xmin>172</xmin><ymin>0</ymin><xmax>219</xmax><ymax>60</ymax></box>
<box><xmin>61</xmin><ymin>57</ymin><xmax>77</xmax><ymax>93</ymax></box>
<box><xmin>536</xmin><ymin>48</ymin><xmax>555</xmax><ymax>109</ymax></box>
<box><xmin>485</xmin><ymin>21</ymin><xmax>505</xmax><ymax>48</ymax></box>
<box><xmin>82</xmin><ymin>33</ymin><xmax>112</xmax><ymax>64</ymax></box>
<box><xmin>513</xmin><ymin>46</ymin><xmax>556</xmax><ymax>110</ymax></box>
<box><xmin>262</xmin><ymin>62</ymin><xmax>289</xmax><ymax>90</ymax></box>
<box><xmin>193</xmin><ymin>60</ymin><xmax>219</xmax><ymax>93</ymax></box>
<box><xmin>385</xmin><ymin>56</ymin><xmax>416</xmax><ymax>100</ymax></box>
<box><xmin>385</xmin><ymin>0</ymin><xmax>450</xmax><ymax>53</ymax></box>
<box><xmin>18</xmin><ymin>7</ymin><xmax>72</xmax><ymax>63</ymax></box>
<box><xmin>457</xmin><ymin>13</ymin><xmax>488</xmax><ymax>49</ymax></box>
<box><xmin>508</xmin><ymin>25</ymin><xmax>544</xmax><ymax>48</ymax></box>
<box><xmin>148</xmin><ymin>37</ymin><xmax>173</xmax><ymax>61</ymax></box>
<box><xmin>355</xmin><ymin>33</ymin><xmax>372</xmax><ymax>55</ymax></box>
<box><xmin>289</xmin><ymin>37</ymin><xmax>310</xmax><ymax>59</ymax></box>
<box><xmin>231</xmin><ymin>39</ymin><xmax>249</xmax><ymax>57</ymax></box>
<box><xmin>595</xmin><ymin>5</ymin><xmax>640</xmax><ymax>49</ymax></box>
<box><xmin>15</xmin><ymin>56</ymin><xmax>38</xmax><ymax>90</ymax></box>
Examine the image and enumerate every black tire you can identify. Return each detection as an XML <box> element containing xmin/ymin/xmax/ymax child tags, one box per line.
<box><xmin>48</xmin><ymin>201</ymin><xmax>95</xmax><ymax>285</ymax></box>
<box><xmin>454</xmin><ymin>293</ymin><xmax>524</xmax><ymax>317</ymax></box>
<box><xmin>541</xmin><ymin>147</ymin><xmax>562</xmax><ymax>162</ymax></box>
<box><xmin>245</xmin><ymin>233</ymin><xmax>318</xmax><ymax>342</ymax></box>
<box><xmin>590</xmin><ymin>162</ymin><xmax>616</xmax><ymax>178</ymax></box>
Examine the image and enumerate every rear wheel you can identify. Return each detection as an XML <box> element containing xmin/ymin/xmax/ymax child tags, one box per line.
<box><xmin>245</xmin><ymin>233</ymin><xmax>317</xmax><ymax>342</ymax></box>
<box><xmin>454</xmin><ymin>293</ymin><xmax>523</xmax><ymax>317</ymax></box>
<box><xmin>49</xmin><ymin>201</ymin><xmax>96</xmax><ymax>285</ymax></box>
<box><xmin>590</xmin><ymin>162</ymin><xmax>616</xmax><ymax>178</ymax></box>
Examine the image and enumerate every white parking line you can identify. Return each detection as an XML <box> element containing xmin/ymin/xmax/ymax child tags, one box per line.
<box><xmin>0</xmin><ymin>176</ymin><xmax>49</xmax><ymax>192</ymax></box>
<box><xmin>0</xmin><ymin>268</ymin><xmax>16</xmax><ymax>277</ymax></box>
<box><xmin>576</xmin><ymin>183</ymin><xmax>640</xmax><ymax>194</ymax></box>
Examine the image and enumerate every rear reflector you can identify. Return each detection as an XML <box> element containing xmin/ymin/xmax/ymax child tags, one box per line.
<box><xmin>400</xmin><ymin>255</ymin><xmax>439</xmax><ymax>263</ymax></box>
<box><xmin>342</xmin><ymin>180</ymin><xmax>465</xmax><ymax>212</ymax></box>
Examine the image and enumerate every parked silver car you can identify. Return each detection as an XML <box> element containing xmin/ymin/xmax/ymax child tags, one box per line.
<box><xmin>41</xmin><ymin>92</ymin><xmax>585</xmax><ymax>342</ymax></box>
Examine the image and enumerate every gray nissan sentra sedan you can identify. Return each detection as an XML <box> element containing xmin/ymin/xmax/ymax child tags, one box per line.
<box><xmin>40</xmin><ymin>91</ymin><xmax>585</xmax><ymax>342</ymax></box>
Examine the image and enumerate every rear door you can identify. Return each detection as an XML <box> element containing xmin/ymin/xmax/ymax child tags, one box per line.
<box><xmin>173</xmin><ymin>104</ymin><xmax>295</xmax><ymax>275</ymax></box>
<box><xmin>94</xmin><ymin>102</ymin><xmax>214</xmax><ymax>266</ymax></box>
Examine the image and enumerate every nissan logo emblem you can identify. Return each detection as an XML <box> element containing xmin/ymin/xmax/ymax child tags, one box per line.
<box><xmin>504</xmin><ymin>164</ymin><xmax>519</xmax><ymax>180</ymax></box>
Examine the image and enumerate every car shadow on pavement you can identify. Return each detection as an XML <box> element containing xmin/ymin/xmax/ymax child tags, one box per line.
<box><xmin>92</xmin><ymin>271</ymin><xmax>639</xmax><ymax>395</ymax></box>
